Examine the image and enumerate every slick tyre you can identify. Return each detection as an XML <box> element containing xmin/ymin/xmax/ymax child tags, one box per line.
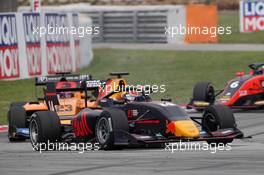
<box><xmin>203</xmin><ymin>105</ymin><xmax>236</xmax><ymax>145</ymax></box>
<box><xmin>95</xmin><ymin>108</ymin><xmax>128</xmax><ymax>150</ymax></box>
<box><xmin>193</xmin><ymin>82</ymin><xmax>215</xmax><ymax>103</ymax></box>
<box><xmin>8</xmin><ymin>106</ymin><xmax>27</xmax><ymax>142</ymax></box>
<box><xmin>29</xmin><ymin>111</ymin><xmax>61</xmax><ymax>151</ymax></box>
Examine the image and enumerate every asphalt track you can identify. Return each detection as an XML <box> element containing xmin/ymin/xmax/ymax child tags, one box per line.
<box><xmin>0</xmin><ymin>111</ymin><xmax>264</xmax><ymax>175</ymax></box>
<box><xmin>93</xmin><ymin>43</ymin><xmax>264</xmax><ymax>51</ymax></box>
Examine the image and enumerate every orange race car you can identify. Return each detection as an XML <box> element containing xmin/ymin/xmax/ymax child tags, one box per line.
<box><xmin>8</xmin><ymin>72</ymin><xmax>132</xmax><ymax>142</ymax></box>
<box><xmin>7</xmin><ymin>73</ymin><xmax>92</xmax><ymax>141</ymax></box>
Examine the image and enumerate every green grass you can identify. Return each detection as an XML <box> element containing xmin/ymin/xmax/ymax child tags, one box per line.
<box><xmin>81</xmin><ymin>49</ymin><xmax>264</xmax><ymax>103</ymax></box>
<box><xmin>0</xmin><ymin>48</ymin><xmax>264</xmax><ymax>124</ymax></box>
<box><xmin>219</xmin><ymin>11</ymin><xmax>264</xmax><ymax>43</ymax></box>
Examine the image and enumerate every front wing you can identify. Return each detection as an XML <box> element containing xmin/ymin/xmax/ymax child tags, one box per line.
<box><xmin>130</xmin><ymin>128</ymin><xmax>243</xmax><ymax>144</ymax></box>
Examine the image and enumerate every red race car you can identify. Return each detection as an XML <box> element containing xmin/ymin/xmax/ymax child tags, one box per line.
<box><xmin>188</xmin><ymin>63</ymin><xmax>264</xmax><ymax>111</ymax></box>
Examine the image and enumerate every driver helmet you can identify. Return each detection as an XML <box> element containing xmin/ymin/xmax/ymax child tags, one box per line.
<box><xmin>59</xmin><ymin>92</ymin><xmax>74</xmax><ymax>99</ymax></box>
<box><xmin>123</xmin><ymin>92</ymin><xmax>146</xmax><ymax>102</ymax></box>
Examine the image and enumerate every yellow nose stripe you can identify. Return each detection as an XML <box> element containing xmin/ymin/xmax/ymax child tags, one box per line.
<box><xmin>168</xmin><ymin>120</ymin><xmax>200</xmax><ymax>138</ymax></box>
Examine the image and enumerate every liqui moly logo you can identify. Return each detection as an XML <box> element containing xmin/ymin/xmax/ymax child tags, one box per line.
<box><xmin>45</xmin><ymin>13</ymin><xmax>72</xmax><ymax>74</ymax></box>
<box><xmin>241</xmin><ymin>0</ymin><xmax>264</xmax><ymax>32</ymax></box>
<box><xmin>0</xmin><ymin>14</ymin><xmax>19</xmax><ymax>79</ymax></box>
<box><xmin>23</xmin><ymin>13</ymin><xmax>42</xmax><ymax>76</ymax></box>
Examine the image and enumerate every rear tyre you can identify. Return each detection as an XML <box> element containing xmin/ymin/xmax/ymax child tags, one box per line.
<box><xmin>29</xmin><ymin>111</ymin><xmax>61</xmax><ymax>151</ymax></box>
<box><xmin>203</xmin><ymin>105</ymin><xmax>236</xmax><ymax>145</ymax></box>
<box><xmin>192</xmin><ymin>82</ymin><xmax>215</xmax><ymax>107</ymax></box>
<box><xmin>8</xmin><ymin>106</ymin><xmax>27</xmax><ymax>142</ymax></box>
<box><xmin>95</xmin><ymin>108</ymin><xmax>128</xmax><ymax>150</ymax></box>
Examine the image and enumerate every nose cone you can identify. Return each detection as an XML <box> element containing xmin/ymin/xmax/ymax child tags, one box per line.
<box><xmin>167</xmin><ymin>120</ymin><xmax>200</xmax><ymax>138</ymax></box>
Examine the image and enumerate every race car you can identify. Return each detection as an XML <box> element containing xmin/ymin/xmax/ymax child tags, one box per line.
<box><xmin>187</xmin><ymin>63</ymin><xmax>264</xmax><ymax>111</ymax></box>
<box><xmin>28</xmin><ymin>72</ymin><xmax>243</xmax><ymax>151</ymax></box>
<box><xmin>7</xmin><ymin>73</ymin><xmax>92</xmax><ymax>142</ymax></box>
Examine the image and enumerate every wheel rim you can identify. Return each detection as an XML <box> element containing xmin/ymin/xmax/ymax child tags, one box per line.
<box><xmin>97</xmin><ymin>117</ymin><xmax>110</xmax><ymax>144</ymax></box>
<box><xmin>204</xmin><ymin>113</ymin><xmax>218</xmax><ymax>131</ymax></box>
<box><xmin>206</xmin><ymin>85</ymin><xmax>215</xmax><ymax>102</ymax></box>
<box><xmin>30</xmin><ymin>120</ymin><xmax>39</xmax><ymax>145</ymax></box>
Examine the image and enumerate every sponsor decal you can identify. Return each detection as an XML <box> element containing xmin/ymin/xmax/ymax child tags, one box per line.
<box><xmin>86</xmin><ymin>80</ymin><xmax>102</xmax><ymax>88</ymax></box>
<box><xmin>158</xmin><ymin>102</ymin><xmax>176</xmax><ymax>107</ymax></box>
<box><xmin>45</xmin><ymin>13</ymin><xmax>72</xmax><ymax>74</ymax></box>
<box><xmin>230</xmin><ymin>81</ymin><xmax>240</xmax><ymax>89</ymax></box>
<box><xmin>23</xmin><ymin>13</ymin><xmax>42</xmax><ymax>76</ymax></box>
<box><xmin>72</xmin><ymin>112</ymin><xmax>93</xmax><ymax>137</ymax></box>
<box><xmin>56</xmin><ymin>104</ymin><xmax>72</xmax><ymax>112</ymax></box>
<box><xmin>135</xmin><ymin>120</ymin><xmax>160</xmax><ymax>124</ymax></box>
<box><xmin>241</xmin><ymin>0</ymin><xmax>264</xmax><ymax>32</ymax></box>
<box><xmin>127</xmin><ymin>109</ymin><xmax>133</xmax><ymax>119</ymax></box>
<box><xmin>239</xmin><ymin>90</ymin><xmax>248</xmax><ymax>96</ymax></box>
<box><xmin>56</xmin><ymin>81</ymin><xmax>78</xmax><ymax>89</ymax></box>
<box><xmin>127</xmin><ymin>109</ymin><xmax>138</xmax><ymax>119</ymax></box>
<box><xmin>219</xmin><ymin>96</ymin><xmax>231</xmax><ymax>102</ymax></box>
<box><xmin>166</xmin><ymin>121</ymin><xmax>176</xmax><ymax>135</ymax></box>
<box><xmin>225</xmin><ymin>93</ymin><xmax>231</xmax><ymax>96</ymax></box>
<box><xmin>132</xmin><ymin>109</ymin><xmax>138</xmax><ymax>117</ymax></box>
<box><xmin>0</xmin><ymin>14</ymin><xmax>19</xmax><ymax>79</ymax></box>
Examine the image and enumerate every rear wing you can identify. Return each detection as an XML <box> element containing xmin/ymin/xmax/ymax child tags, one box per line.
<box><xmin>109</xmin><ymin>72</ymin><xmax>129</xmax><ymax>78</ymax></box>
<box><xmin>43</xmin><ymin>80</ymin><xmax>103</xmax><ymax>93</ymax></box>
<box><xmin>249</xmin><ymin>63</ymin><xmax>264</xmax><ymax>70</ymax></box>
<box><xmin>35</xmin><ymin>74</ymin><xmax>92</xmax><ymax>86</ymax></box>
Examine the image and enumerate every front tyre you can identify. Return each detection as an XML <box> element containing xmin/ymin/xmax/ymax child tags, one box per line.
<box><xmin>203</xmin><ymin>105</ymin><xmax>236</xmax><ymax>145</ymax></box>
<box><xmin>95</xmin><ymin>109</ymin><xmax>128</xmax><ymax>150</ymax></box>
<box><xmin>8</xmin><ymin>106</ymin><xmax>27</xmax><ymax>142</ymax></box>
